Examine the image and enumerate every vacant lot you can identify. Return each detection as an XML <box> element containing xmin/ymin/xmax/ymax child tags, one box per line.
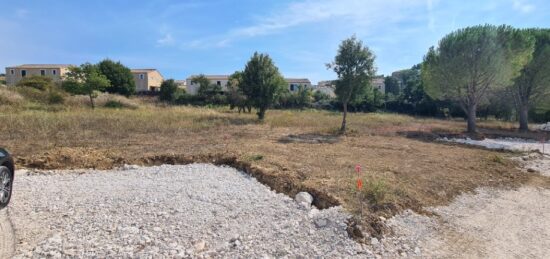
<box><xmin>1</xmin><ymin>103</ymin><xmax>549</xmax><ymax>237</ymax></box>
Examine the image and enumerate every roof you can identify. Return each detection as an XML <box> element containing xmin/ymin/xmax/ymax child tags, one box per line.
<box><xmin>130</xmin><ymin>69</ymin><xmax>159</xmax><ymax>73</ymax></box>
<box><xmin>186</xmin><ymin>75</ymin><xmax>230</xmax><ymax>80</ymax></box>
<box><xmin>7</xmin><ymin>64</ymin><xmax>74</xmax><ymax>69</ymax></box>
<box><xmin>285</xmin><ymin>78</ymin><xmax>311</xmax><ymax>84</ymax></box>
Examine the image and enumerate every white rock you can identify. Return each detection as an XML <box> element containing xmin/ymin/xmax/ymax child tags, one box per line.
<box><xmin>314</xmin><ymin>218</ymin><xmax>329</xmax><ymax>228</ymax></box>
<box><xmin>371</xmin><ymin>237</ymin><xmax>380</xmax><ymax>246</ymax></box>
<box><xmin>295</xmin><ymin>192</ymin><xmax>314</xmax><ymax>207</ymax></box>
<box><xmin>193</xmin><ymin>240</ymin><xmax>207</xmax><ymax>252</ymax></box>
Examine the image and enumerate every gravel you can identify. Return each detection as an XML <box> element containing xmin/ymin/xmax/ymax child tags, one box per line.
<box><xmin>441</xmin><ymin>137</ymin><xmax>549</xmax><ymax>153</ymax></box>
<box><xmin>8</xmin><ymin>164</ymin><xmax>373</xmax><ymax>258</ymax></box>
<box><xmin>385</xmin><ymin>187</ymin><xmax>550</xmax><ymax>258</ymax></box>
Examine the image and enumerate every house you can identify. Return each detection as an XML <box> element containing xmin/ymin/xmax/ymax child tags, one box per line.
<box><xmin>372</xmin><ymin>76</ymin><xmax>385</xmax><ymax>94</ymax></box>
<box><xmin>185</xmin><ymin>75</ymin><xmax>230</xmax><ymax>95</ymax></box>
<box><xmin>184</xmin><ymin>75</ymin><xmax>313</xmax><ymax>95</ymax></box>
<box><xmin>131</xmin><ymin>69</ymin><xmax>164</xmax><ymax>92</ymax></box>
<box><xmin>4</xmin><ymin>64</ymin><xmax>73</xmax><ymax>86</ymax></box>
<box><xmin>175</xmin><ymin>80</ymin><xmax>187</xmax><ymax>90</ymax></box>
<box><xmin>286</xmin><ymin>78</ymin><xmax>311</xmax><ymax>92</ymax></box>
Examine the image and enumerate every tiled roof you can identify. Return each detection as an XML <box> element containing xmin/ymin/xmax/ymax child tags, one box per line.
<box><xmin>8</xmin><ymin>64</ymin><xmax>74</xmax><ymax>68</ymax></box>
<box><xmin>130</xmin><ymin>69</ymin><xmax>158</xmax><ymax>73</ymax></box>
<box><xmin>285</xmin><ymin>78</ymin><xmax>311</xmax><ymax>83</ymax></box>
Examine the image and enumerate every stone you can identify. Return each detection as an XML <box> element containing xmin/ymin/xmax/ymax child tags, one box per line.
<box><xmin>314</xmin><ymin>218</ymin><xmax>329</xmax><ymax>228</ymax></box>
<box><xmin>295</xmin><ymin>192</ymin><xmax>314</xmax><ymax>207</ymax></box>
<box><xmin>371</xmin><ymin>237</ymin><xmax>380</xmax><ymax>246</ymax></box>
<box><xmin>193</xmin><ymin>240</ymin><xmax>207</xmax><ymax>252</ymax></box>
<box><xmin>414</xmin><ymin>247</ymin><xmax>421</xmax><ymax>254</ymax></box>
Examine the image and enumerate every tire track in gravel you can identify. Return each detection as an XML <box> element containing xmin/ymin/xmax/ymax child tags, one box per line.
<box><xmin>0</xmin><ymin>209</ymin><xmax>16</xmax><ymax>258</ymax></box>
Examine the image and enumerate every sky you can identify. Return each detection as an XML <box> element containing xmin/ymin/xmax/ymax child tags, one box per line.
<box><xmin>1</xmin><ymin>0</ymin><xmax>549</xmax><ymax>84</ymax></box>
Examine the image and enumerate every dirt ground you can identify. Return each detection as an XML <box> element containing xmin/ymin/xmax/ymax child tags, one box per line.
<box><xmin>1</xmin><ymin>106</ymin><xmax>549</xmax><ymax>238</ymax></box>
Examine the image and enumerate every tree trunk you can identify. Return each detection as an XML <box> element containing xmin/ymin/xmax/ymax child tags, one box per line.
<box><xmin>340</xmin><ymin>102</ymin><xmax>348</xmax><ymax>134</ymax></box>
<box><xmin>257</xmin><ymin>107</ymin><xmax>266</xmax><ymax>120</ymax></box>
<box><xmin>89</xmin><ymin>95</ymin><xmax>95</xmax><ymax>109</ymax></box>
<box><xmin>467</xmin><ymin>104</ymin><xmax>477</xmax><ymax>133</ymax></box>
<box><xmin>519</xmin><ymin>104</ymin><xmax>529</xmax><ymax>132</ymax></box>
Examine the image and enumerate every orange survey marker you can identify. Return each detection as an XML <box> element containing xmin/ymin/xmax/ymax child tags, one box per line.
<box><xmin>355</xmin><ymin>164</ymin><xmax>361</xmax><ymax>173</ymax></box>
<box><xmin>357</xmin><ymin>179</ymin><xmax>363</xmax><ymax>190</ymax></box>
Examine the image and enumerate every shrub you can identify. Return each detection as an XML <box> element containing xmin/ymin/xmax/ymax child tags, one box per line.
<box><xmin>104</xmin><ymin>100</ymin><xmax>125</xmax><ymax>108</ymax></box>
<box><xmin>363</xmin><ymin>178</ymin><xmax>388</xmax><ymax>205</ymax></box>
<box><xmin>16</xmin><ymin>75</ymin><xmax>54</xmax><ymax>90</ymax></box>
<box><xmin>159</xmin><ymin>79</ymin><xmax>179</xmax><ymax>102</ymax></box>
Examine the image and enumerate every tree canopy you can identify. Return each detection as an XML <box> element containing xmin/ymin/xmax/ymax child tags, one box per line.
<box><xmin>327</xmin><ymin>35</ymin><xmax>376</xmax><ymax>133</ymax></box>
<box><xmin>63</xmin><ymin>63</ymin><xmax>110</xmax><ymax>109</ymax></box>
<box><xmin>97</xmin><ymin>59</ymin><xmax>136</xmax><ymax>96</ymax></box>
<box><xmin>422</xmin><ymin>25</ymin><xmax>534</xmax><ymax>133</ymax></box>
<box><xmin>241</xmin><ymin>52</ymin><xmax>286</xmax><ymax>120</ymax></box>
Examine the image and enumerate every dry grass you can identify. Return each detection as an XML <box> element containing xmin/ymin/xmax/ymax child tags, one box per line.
<box><xmin>1</xmin><ymin>102</ymin><xmax>548</xmax><ymax>238</ymax></box>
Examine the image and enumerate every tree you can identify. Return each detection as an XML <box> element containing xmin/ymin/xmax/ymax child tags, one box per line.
<box><xmin>384</xmin><ymin>76</ymin><xmax>400</xmax><ymax>96</ymax></box>
<box><xmin>159</xmin><ymin>79</ymin><xmax>179</xmax><ymax>102</ymax></box>
<box><xmin>63</xmin><ymin>63</ymin><xmax>110</xmax><ymax>109</ymax></box>
<box><xmin>327</xmin><ymin>36</ymin><xmax>376</xmax><ymax>133</ymax></box>
<box><xmin>227</xmin><ymin>71</ymin><xmax>251</xmax><ymax>113</ymax></box>
<box><xmin>241</xmin><ymin>52</ymin><xmax>286</xmax><ymax>120</ymax></box>
<box><xmin>422</xmin><ymin>25</ymin><xmax>533</xmax><ymax>133</ymax></box>
<box><xmin>97</xmin><ymin>59</ymin><xmax>135</xmax><ymax>96</ymax></box>
<box><xmin>16</xmin><ymin>75</ymin><xmax>55</xmax><ymax>90</ymax></box>
<box><xmin>511</xmin><ymin>29</ymin><xmax>550</xmax><ymax>131</ymax></box>
<box><xmin>191</xmin><ymin>74</ymin><xmax>223</xmax><ymax>104</ymax></box>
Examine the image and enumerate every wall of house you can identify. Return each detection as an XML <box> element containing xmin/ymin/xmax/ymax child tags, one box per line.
<box><xmin>185</xmin><ymin>77</ymin><xmax>229</xmax><ymax>95</ymax></box>
<box><xmin>147</xmin><ymin>71</ymin><xmax>164</xmax><ymax>92</ymax></box>
<box><xmin>132</xmin><ymin>72</ymin><xmax>149</xmax><ymax>92</ymax></box>
<box><xmin>287</xmin><ymin>81</ymin><xmax>312</xmax><ymax>92</ymax></box>
<box><xmin>5</xmin><ymin>67</ymin><xmax>67</xmax><ymax>86</ymax></box>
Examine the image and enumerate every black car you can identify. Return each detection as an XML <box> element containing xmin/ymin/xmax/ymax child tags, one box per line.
<box><xmin>0</xmin><ymin>148</ymin><xmax>14</xmax><ymax>210</ymax></box>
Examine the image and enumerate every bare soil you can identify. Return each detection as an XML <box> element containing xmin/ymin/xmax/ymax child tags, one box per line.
<box><xmin>2</xmin><ymin>107</ymin><xmax>549</xmax><ymax>238</ymax></box>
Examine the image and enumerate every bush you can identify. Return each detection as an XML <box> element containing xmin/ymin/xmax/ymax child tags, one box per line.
<box><xmin>16</xmin><ymin>75</ymin><xmax>55</xmax><ymax>90</ymax></box>
<box><xmin>104</xmin><ymin>100</ymin><xmax>125</xmax><ymax>108</ymax></box>
<box><xmin>159</xmin><ymin>79</ymin><xmax>179</xmax><ymax>102</ymax></box>
<box><xmin>48</xmin><ymin>91</ymin><xmax>65</xmax><ymax>104</ymax></box>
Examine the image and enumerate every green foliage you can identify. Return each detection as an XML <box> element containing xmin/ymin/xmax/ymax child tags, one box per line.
<box><xmin>422</xmin><ymin>25</ymin><xmax>534</xmax><ymax>132</ymax></box>
<box><xmin>241</xmin><ymin>52</ymin><xmax>286</xmax><ymax>120</ymax></box>
<box><xmin>16</xmin><ymin>75</ymin><xmax>55</xmax><ymax>91</ymax></box>
<box><xmin>327</xmin><ymin>35</ymin><xmax>376</xmax><ymax>132</ymax></box>
<box><xmin>384</xmin><ymin>76</ymin><xmax>400</xmax><ymax>95</ymax></box>
<box><xmin>191</xmin><ymin>74</ymin><xmax>224</xmax><ymax>104</ymax></box>
<box><xmin>363</xmin><ymin>177</ymin><xmax>388</xmax><ymax>205</ymax></box>
<box><xmin>510</xmin><ymin>28</ymin><xmax>550</xmax><ymax>129</ymax></box>
<box><xmin>276</xmin><ymin>85</ymin><xmax>313</xmax><ymax>109</ymax></box>
<box><xmin>159</xmin><ymin>79</ymin><xmax>179</xmax><ymax>102</ymax></box>
<box><xmin>97</xmin><ymin>59</ymin><xmax>136</xmax><ymax>96</ymax></box>
<box><xmin>227</xmin><ymin>71</ymin><xmax>251</xmax><ymax>113</ymax></box>
<box><xmin>63</xmin><ymin>63</ymin><xmax>110</xmax><ymax>109</ymax></box>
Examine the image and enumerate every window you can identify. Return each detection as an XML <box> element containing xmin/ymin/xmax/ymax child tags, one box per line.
<box><xmin>140</xmin><ymin>74</ymin><xmax>144</xmax><ymax>80</ymax></box>
<box><xmin>290</xmin><ymin>84</ymin><xmax>295</xmax><ymax>91</ymax></box>
<box><xmin>21</xmin><ymin>70</ymin><xmax>27</xmax><ymax>77</ymax></box>
<box><xmin>52</xmin><ymin>70</ymin><xmax>57</xmax><ymax>75</ymax></box>
<box><xmin>217</xmin><ymin>81</ymin><xmax>221</xmax><ymax>86</ymax></box>
<box><xmin>10</xmin><ymin>69</ymin><xmax>14</xmax><ymax>75</ymax></box>
<box><xmin>40</xmin><ymin>70</ymin><xmax>46</xmax><ymax>76</ymax></box>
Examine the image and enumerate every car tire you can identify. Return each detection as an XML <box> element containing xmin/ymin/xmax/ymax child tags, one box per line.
<box><xmin>0</xmin><ymin>166</ymin><xmax>13</xmax><ymax>210</ymax></box>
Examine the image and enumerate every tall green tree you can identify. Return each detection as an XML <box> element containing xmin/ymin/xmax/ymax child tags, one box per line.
<box><xmin>97</xmin><ymin>59</ymin><xmax>135</xmax><ymax>96</ymax></box>
<box><xmin>384</xmin><ymin>76</ymin><xmax>400</xmax><ymax>96</ymax></box>
<box><xmin>241</xmin><ymin>52</ymin><xmax>286</xmax><ymax>120</ymax></box>
<box><xmin>159</xmin><ymin>79</ymin><xmax>179</xmax><ymax>102</ymax></box>
<box><xmin>327</xmin><ymin>36</ymin><xmax>376</xmax><ymax>133</ymax></box>
<box><xmin>511</xmin><ymin>29</ymin><xmax>550</xmax><ymax>131</ymax></box>
<box><xmin>63</xmin><ymin>63</ymin><xmax>110</xmax><ymax>109</ymax></box>
<box><xmin>422</xmin><ymin>25</ymin><xmax>533</xmax><ymax>133</ymax></box>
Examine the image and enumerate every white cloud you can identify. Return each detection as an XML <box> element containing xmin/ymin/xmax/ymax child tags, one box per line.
<box><xmin>157</xmin><ymin>33</ymin><xmax>175</xmax><ymax>47</ymax></box>
<box><xmin>512</xmin><ymin>0</ymin><xmax>535</xmax><ymax>14</ymax></box>
<box><xmin>179</xmin><ymin>0</ymin><xmax>426</xmax><ymax>49</ymax></box>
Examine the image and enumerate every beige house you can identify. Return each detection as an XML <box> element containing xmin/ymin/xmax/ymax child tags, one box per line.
<box><xmin>185</xmin><ymin>75</ymin><xmax>230</xmax><ymax>95</ymax></box>
<box><xmin>4</xmin><ymin>64</ymin><xmax>72</xmax><ymax>86</ymax></box>
<box><xmin>131</xmin><ymin>69</ymin><xmax>164</xmax><ymax>92</ymax></box>
<box><xmin>286</xmin><ymin>78</ymin><xmax>311</xmax><ymax>92</ymax></box>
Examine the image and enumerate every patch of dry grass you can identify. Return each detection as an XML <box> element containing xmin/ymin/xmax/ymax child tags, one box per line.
<box><xmin>1</xmin><ymin>103</ymin><xmax>548</xmax><ymax>237</ymax></box>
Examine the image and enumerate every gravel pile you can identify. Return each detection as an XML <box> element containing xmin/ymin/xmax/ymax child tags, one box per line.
<box><xmin>8</xmin><ymin>164</ymin><xmax>373</xmax><ymax>258</ymax></box>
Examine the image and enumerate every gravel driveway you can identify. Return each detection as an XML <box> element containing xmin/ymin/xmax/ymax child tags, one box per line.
<box><xmin>7</xmin><ymin>164</ymin><xmax>370</xmax><ymax>258</ymax></box>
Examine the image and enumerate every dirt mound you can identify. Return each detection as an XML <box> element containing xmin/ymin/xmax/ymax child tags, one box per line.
<box><xmin>17</xmin><ymin>147</ymin><xmax>125</xmax><ymax>170</ymax></box>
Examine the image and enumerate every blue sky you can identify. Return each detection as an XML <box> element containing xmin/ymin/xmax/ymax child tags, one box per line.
<box><xmin>1</xmin><ymin>0</ymin><xmax>549</xmax><ymax>84</ymax></box>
